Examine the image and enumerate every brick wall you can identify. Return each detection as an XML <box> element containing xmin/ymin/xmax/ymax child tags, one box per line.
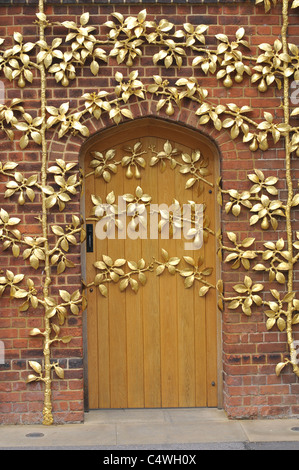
<box><xmin>0</xmin><ymin>0</ymin><xmax>299</xmax><ymax>424</ymax></box>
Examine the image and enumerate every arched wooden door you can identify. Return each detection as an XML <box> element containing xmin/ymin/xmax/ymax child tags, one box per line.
<box><xmin>83</xmin><ymin>119</ymin><xmax>218</xmax><ymax>409</ymax></box>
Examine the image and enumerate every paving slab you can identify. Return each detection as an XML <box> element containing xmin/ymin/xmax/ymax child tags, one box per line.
<box><xmin>0</xmin><ymin>422</ymin><xmax>117</xmax><ymax>448</ymax></box>
<box><xmin>1</xmin><ymin>408</ymin><xmax>299</xmax><ymax>449</ymax></box>
<box><xmin>84</xmin><ymin>408</ymin><xmax>247</xmax><ymax>446</ymax></box>
<box><xmin>240</xmin><ymin>418</ymin><xmax>299</xmax><ymax>442</ymax></box>
<box><xmin>116</xmin><ymin>420</ymin><xmax>247</xmax><ymax>445</ymax></box>
<box><xmin>85</xmin><ymin>408</ymin><xmax>166</xmax><ymax>424</ymax></box>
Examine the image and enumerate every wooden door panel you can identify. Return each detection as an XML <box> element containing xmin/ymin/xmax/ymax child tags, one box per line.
<box><xmin>84</xmin><ymin>120</ymin><xmax>217</xmax><ymax>409</ymax></box>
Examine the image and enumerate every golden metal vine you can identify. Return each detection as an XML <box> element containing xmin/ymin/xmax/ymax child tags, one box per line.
<box><xmin>0</xmin><ymin>0</ymin><xmax>298</xmax><ymax>424</ymax></box>
<box><xmin>84</xmin><ymin>249</ymin><xmax>214</xmax><ymax>299</ymax></box>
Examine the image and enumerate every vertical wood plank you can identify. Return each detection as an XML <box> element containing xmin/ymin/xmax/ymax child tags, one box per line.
<box><xmin>158</xmin><ymin>138</ymin><xmax>179</xmax><ymax>407</ymax></box>
<box><xmin>96</xmin><ymin>183</ymin><xmax>110</xmax><ymax>409</ymax></box>
<box><xmin>194</xmin><ymin>178</ymin><xmax>208</xmax><ymax>407</ymax></box>
<box><xmin>142</xmin><ymin>136</ymin><xmax>161</xmax><ymax>407</ymax></box>
<box><xmin>107</xmin><ymin>146</ymin><xmax>127</xmax><ymax>408</ymax></box>
<box><xmin>177</xmin><ymin>143</ymin><xmax>196</xmax><ymax>407</ymax></box>
<box><xmin>124</xmin><ymin>139</ymin><xmax>144</xmax><ymax>408</ymax></box>
<box><xmin>85</xmin><ymin>154</ymin><xmax>99</xmax><ymax>409</ymax></box>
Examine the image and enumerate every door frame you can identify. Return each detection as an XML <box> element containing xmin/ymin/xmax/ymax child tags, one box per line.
<box><xmin>79</xmin><ymin>117</ymin><xmax>223</xmax><ymax>411</ymax></box>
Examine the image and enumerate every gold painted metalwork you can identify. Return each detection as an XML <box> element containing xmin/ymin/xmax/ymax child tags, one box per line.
<box><xmin>85</xmin><ymin>141</ymin><xmax>214</xmax><ymax>245</ymax></box>
<box><xmin>0</xmin><ymin>0</ymin><xmax>298</xmax><ymax>424</ymax></box>
<box><xmin>87</xmin><ymin>185</ymin><xmax>212</xmax><ymax>248</ymax></box>
<box><xmin>216</xmin><ymin>0</ymin><xmax>299</xmax><ymax>380</ymax></box>
<box><xmin>86</xmin><ymin>139</ymin><xmax>212</xmax><ymax>192</ymax></box>
<box><xmin>85</xmin><ymin>249</ymin><xmax>214</xmax><ymax>299</ymax></box>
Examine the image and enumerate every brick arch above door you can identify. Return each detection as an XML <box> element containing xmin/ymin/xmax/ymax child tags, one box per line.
<box><xmin>53</xmin><ymin>97</ymin><xmax>241</xmax><ymax>174</ymax></box>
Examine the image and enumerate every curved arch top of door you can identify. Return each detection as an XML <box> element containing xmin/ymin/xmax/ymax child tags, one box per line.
<box><xmin>81</xmin><ymin>117</ymin><xmax>220</xmax><ymax>410</ymax></box>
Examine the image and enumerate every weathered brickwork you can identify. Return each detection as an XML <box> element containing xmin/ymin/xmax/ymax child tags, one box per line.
<box><xmin>0</xmin><ymin>0</ymin><xmax>299</xmax><ymax>424</ymax></box>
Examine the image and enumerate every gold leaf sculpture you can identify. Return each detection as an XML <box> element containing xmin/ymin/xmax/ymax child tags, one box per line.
<box><xmin>85</xmin><ymin>142</ymin><xmax>214</xmax><ymax>246</ymax></box>
<box><xmin>86</xmin><ymin>249</ymin><xmax>214</xmax><ymax>299</ymax></box>
<box><xmin>0</xmin><ymin>0</ymin><xmax>298</xmax><ymax>425</ymax></box>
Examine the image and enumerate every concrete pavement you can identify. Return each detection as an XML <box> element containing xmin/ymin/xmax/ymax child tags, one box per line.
<box><xmin>1</xmin><ymin>408</ymin><xmax>299</xmax><ymax>450</ymax></box>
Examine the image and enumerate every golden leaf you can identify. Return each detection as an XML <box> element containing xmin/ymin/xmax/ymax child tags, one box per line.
<box><xmin>168</xmin><ymin>257</ymin><xmax>180</xmax><ymax>266</ymax></box>
<box><xmin>30</xmin><ymin>254</ymin><xmax>39</xmax><ymax>269</ymax></box>
<box><xmin>233</xmin><ymin>284</ymin><xmax>248</xmax><ymax>293</ymax></box>
<box><xmin>29</xmin><ymin>360</ymin><xmax>42</xmax><ymax>375</ymax></box>
<box><xmin>70</xmin><ymin>304</ymin><xmax>79</xmax><ymax>315</ymax></box>
<box><xmin>156</xmin><ymin>264</ymin><xmax>165</xmax><ymax>276</ymax></box>
<box><xmin>242</xmin><ymin>237</ymin><xmax>255</xmax><ymax>248</ymax></box>
<box><xmin>128</xmin><ymin>261</ymin><xmax>138</xmax><ymax>270</ymax></box>
<box><xmin>130</xmin><ymin>278</ymin><xmax>139</xmax><ymax>293</ymax></box>
<box><xmin>227</xmin><ymin>232</ymin><xmax>237</xmax><ymax>243</ymax></box>
<box><xmin>216</xmin><ymin>279</ymin><xmax>223</xmax><ymax>294</ymax></box>
<box><xmin>185</xmin><ymin>177</ymin><xmax>197</xmax><ymax>189</ymax></box>
<box><xmin>266</xmin><ymin>317</ymin><xmax>276</xmax><ymax>330</ymax></box>
<box><xmin>138</xmin><ymin>272</ymin><xmax>147</xmax><ymax>285</ymax></box>
<box><xmin>12</xmin><ymin>244</ymin><xmax>20</xmax><ymax>257</ymax></box>
<box><xmin>119</xmin><ymin>278</ymin><xmax>129</xmax><ymax>291</ymax></box>
<box><xmin>277</xmin><ymin>262</ymin><xmax>290</xmax><ymax>271</ymax></box>
<box><xmin>54</xmin><ymin>365</ymin><xmax>64</xmax><ymax>379</ymax></box>
<box><xmin>115</xmin><ymin>258</ymin><xmax>126</xmax><ymax>267</ymax></box>
<box><xmin>110</xmin><ymin>271</ymin><xmax>119</xmax><ymax>283</ymax></box>
<box><xmin>61</xmin><ymin>335</ymin><xmax>73</xmax><ymax>344</ymax></box>
<box><xmin>229</xmin><ymin>300</ymin><xmax>240</xmax><ymax>309</ymax></box>
<box><xmin>179</xmin><ymin>269</ymin><xmax>194</xmax><ymax>277</ymax></box>
<box><xmin>51</xmin><ymin>225</ymin><xmax>65</xmax><ymax>236</ymax></box>
<box><xmin>121</xmin><ymin>108</ymin><xmax>133</xmax><ymax>119</ymax></box>
<box><xmin>184</xmin><ymin>275</ymin><xmax>194</xmax><ymax>288</ymax></box>
<box><xmin>103</xmin><ymin>255</ymin><xmax>113</xmax><ymax>267</ymax></box>
<box><xmin>276</xmin><ymin>272</ymin><xmax>285</xmax><ymax>284</ymax></box>
<box><xmin>30</xmin><ymin>328</ymin><xmax>42</xmax><ymax>336</ymax></box>
<box><xmin>275</xmin><ymin>362</ymin><xmax>287</xmax><ymax>376</ymax></box>
<box><xmin>45</xmin><ymin>194</ymin><xmax>57</xmax><ymax>209</ymax></box>
<box><xmin>31</xmin><ymin>296</ymin><xmax>39</xmax><ymax>309</ymax></box>
<box><xmin>59</xmin><ymin>290</ymin><xmax>71</xmax><ymax>302</ymax></box>
<box><xmin>14</xmin><ymin>289</ymin><xmax>28</xmax><ymax>299</ymax></box>
<box><xmin>183</xmin><ymin>256</ymin><xmax>195</xmax><ymax>266</ymax></box>
<box><xmin>90</xmin><ymin>60</ymin><xmax>99</xmax><ymax>76</ymax></box>
<box><xmin>199</xmin><ymin>286</ymin><xmax>210</xmax><ymax>296</ymax></box>
<box><xmin>250</xmin><ymin>214</ymin><xmax>260</xmax><ymax>225</ymax></box>
<box><xmin>94</xmin><ymin>261</ymin><xmax>106</xmax><ymax>270</ymax></box>
<box><xmin>292</xmin><ymin>194</ymin><xmax>299</xmax><ymax>207</ymax></box>
<box><xmin>46</xmin><ymin>307</ymin><xmax>57</xmax><ymax>319</ymax></box>
<box><xmin>277</xmin><ymin>317</ymin><xmax>286</xmax><ymax>332</ymax></box>
<box><xmin>99</xmin><ymin>284</ymin><xmax>108</xmax><ymax>297</ymax></box>
<box><xmin>57</xmin><ymin>260</ymin><xmax>66</xmax><ymax>274</ymax></box>
<box><xmin>26</xmin><ymin>374</ymin><xmax>39</xmax><ymax>383</ymax></box>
